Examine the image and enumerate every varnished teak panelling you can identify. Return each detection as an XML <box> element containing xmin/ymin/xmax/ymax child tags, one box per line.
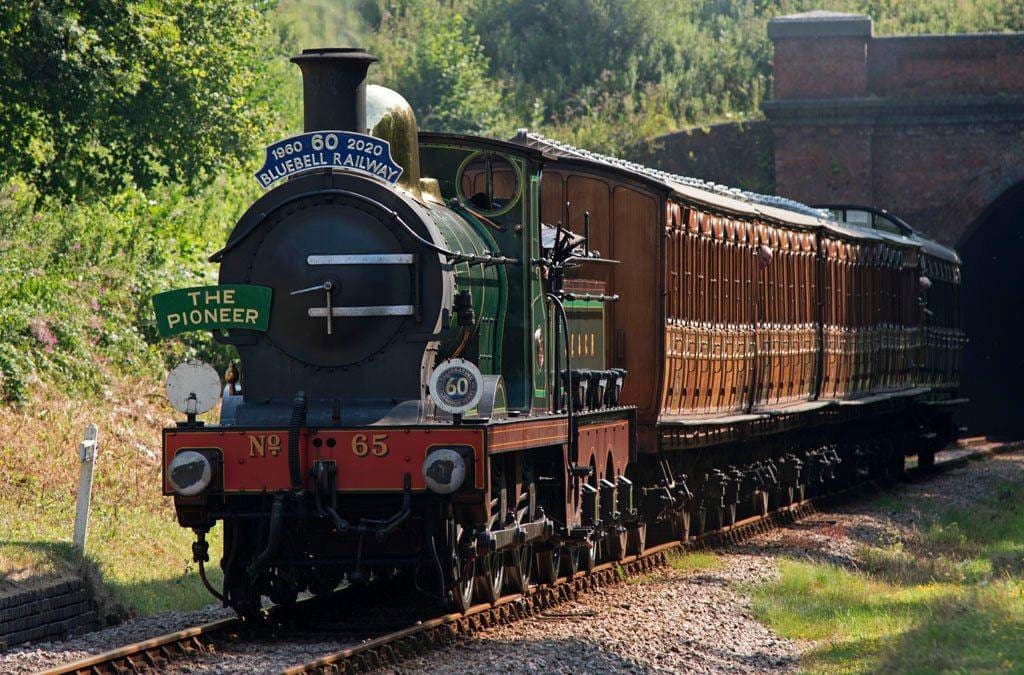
<box><xmin>538</xmin><ymin>158</ymin><xmax>961</xmax><ymax>455</ymax></box>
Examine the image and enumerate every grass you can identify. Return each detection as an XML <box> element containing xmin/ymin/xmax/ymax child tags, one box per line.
<box><xmin>666</xmin><ymin>550</ymin><xmax>721</xmax><ymax>572</ymax></box>
<box><xmin>749</xmin><ymin>479</ymin><xmax>1024</xmax><ymax>673</ymax></box>
<box><xmin>0</xmin><ymin>378</ymin><xmax>223</xmax><ymax>618</ymax></box>
<box><xmin>628</xmin><ymin>549</ymin><xmax>721</xmax><ymax>585</ymax></box>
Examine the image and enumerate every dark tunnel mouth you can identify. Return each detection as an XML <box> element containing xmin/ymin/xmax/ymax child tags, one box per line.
<box><xmin>958</xmin><ymin>181</ymin><xmax>1024</xmax><ymax>441</ymax></box>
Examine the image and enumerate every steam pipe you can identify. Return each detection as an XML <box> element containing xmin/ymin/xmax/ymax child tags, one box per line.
<box><xmin>247</xmin><ymin>493</ymin><xmax>285</xmax><ymax>578</ymax></box>
<box><xmin>288</xmin><ymin>391</ymin><xmax>307</xmax><ymax>489</ymax></box>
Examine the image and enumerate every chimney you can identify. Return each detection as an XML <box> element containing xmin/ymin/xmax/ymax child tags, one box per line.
<box><xmin>290</xmin><ymin>48</ymin><xmax>379</xmax><ymax>133</ymax></box>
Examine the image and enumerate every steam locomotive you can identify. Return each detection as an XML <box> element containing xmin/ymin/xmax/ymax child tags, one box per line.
<box><xmin>157</xmin><ymin>48</ymin><xmax>963</xmax><ymax>615</ymax></box>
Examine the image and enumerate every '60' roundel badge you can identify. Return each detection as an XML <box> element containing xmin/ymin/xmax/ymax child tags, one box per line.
<box><xmin>429</xmin><ymin>358</ymin><xmax>483</xmax><ymax>414</ymax></box>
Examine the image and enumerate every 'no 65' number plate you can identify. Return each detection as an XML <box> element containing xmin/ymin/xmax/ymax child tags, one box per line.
<box><xmin>351</xmin><ymin>433</ymin><xmax>389</xmax><ymax>457</ymax></box>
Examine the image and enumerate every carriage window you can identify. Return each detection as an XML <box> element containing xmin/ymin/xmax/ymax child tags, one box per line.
<box><xmin>457</xmin><ymin>152</ymin><xmax>520</xmax><ymax>215</ymax></box>
<box><xmin>871</xmin><ymin>213</ymin><xmax>903</xmax><ymax>235</ymax></box>
<box><xmin>844</xmin><ymin>209</ymin><xmax>872</xmax><ymax>229</ymax></box>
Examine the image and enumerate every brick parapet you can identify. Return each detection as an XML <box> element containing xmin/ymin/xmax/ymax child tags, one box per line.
<box><xmin>763</xmin><ymin>11</ymin><xmax>1024</xmax><ymax>244</ymax></box>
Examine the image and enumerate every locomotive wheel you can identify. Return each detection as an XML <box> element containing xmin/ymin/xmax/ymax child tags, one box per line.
<box><xmin>267</xmin><ymin>571</ymin><xmax>299</xmax><ymax>607</ymax></box>
<box><xmin>224</xmin><ymin>574</ymin><xmax>263</xmax><ymax>618</ymax></box>
<box><xmin>533</xmin><ymin>546</ymin><xmax>558</xmax><ymax>584</ymax></box>
<box><xmin>222</xmin><ymin>520</ymin><xmax>263</xmax><ymax>618</ymax></box>
<box><xmin>627</xmin><ymin>522</ymin><xmax>647</xmax><ymax>555</ymax></box>
<box><xmin>444</xmin><ymin>521</ymin><xmax>475</xmax><ymax>613</ymax></box>
<box><xmin>307</xmin><ymin>566</ymin><xmax>343</xmax><ymax>596</ymax></box>
<box><xmin>475</xmin><ymin>550</ymin><xmax>506</xmax><ymax>605</ymax></box>
<box><xmin>505</xmin><ymin>544</ymin><xmax>532</xmax><ymax>594</ymax></box>
<box><xmin>606</xmin><ymin>527</ymin><xmax>629</xmax><ymax>561</ymax></box>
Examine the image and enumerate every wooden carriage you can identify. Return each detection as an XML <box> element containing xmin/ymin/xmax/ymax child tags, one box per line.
<box><xmin>514</xmin><ymin>132</ymin><xmax>962</xmax><ymax>455</ymax></box>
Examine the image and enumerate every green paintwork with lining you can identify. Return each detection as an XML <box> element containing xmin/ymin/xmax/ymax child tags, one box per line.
<box><xmin>419</xmin><ymin>142</ymin><xmax>547</xmax><ymax>412</ymax></box>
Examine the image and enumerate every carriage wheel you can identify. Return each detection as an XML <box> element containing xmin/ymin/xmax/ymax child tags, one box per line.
<box><xmin>560</xmin><ymin>545</ymin><xmax>581</xmax><ymax>578</ymax></box>
<box><xmin>578</xmin><ymin>539</ymin><xmax>599</xmax><ymax>572</ymax></box>
<box><xmin>607</xmin><ymin>528</ymin><xmax>629</xmax><ymax>561</ymax></box>
<box><xmin>672</xmin><ymin>509</ymin><xmax>692</xmax><ymax>541</ymax></box>
<box><xmin>627</xmin><ymin>522</ymin><xmax>647</xmax><ymax>556</ymax></box>
<box><xmin>534</xmin><ymin>546</ymin><xmax>558</xmax><ymax>584</ymax></box>
<box><xmin>754</xmin><ymin>491</ymin><xmax>769</xmax><ymax>517</ymax></box>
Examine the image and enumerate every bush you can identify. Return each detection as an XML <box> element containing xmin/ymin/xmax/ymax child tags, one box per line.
<box><xmin>0</xmin><ymin>176</ymin><xmax>255</xmax><ymax>403</ymax></box>
<box><xmin>369</xmin><ymin>1</ymin><xmax>509</xmax><ymax>134</ymax></box>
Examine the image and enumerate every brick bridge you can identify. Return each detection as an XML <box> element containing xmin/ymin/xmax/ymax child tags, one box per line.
<box><xmin>649</xmin><ymin>11</ymin><xmax>1024</xmax><ymax>437</ymax></box>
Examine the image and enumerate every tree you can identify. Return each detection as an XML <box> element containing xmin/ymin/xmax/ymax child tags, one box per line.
<box><xmin>369</xmin><ymin>0</ymin><xmax>508</xmax><ymax>134</ymax></box>
<box><xmin>0</xmin><ymin>0</ymin><xmax>281</xmax><ymax>200</ymax></box>
<box><xmin>472</xmin><ymin>0</ymin><xmax>688</xmax><ymax>124</ymax></box>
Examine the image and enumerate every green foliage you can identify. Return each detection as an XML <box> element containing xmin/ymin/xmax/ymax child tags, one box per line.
<box><xmin>474</xmin><ymin>0</ymin><xmax>680</xmax><ymax>120</ymax></box>
<box><xmin>338</xmin><ymin>0</ymin><xmax>1024</xmax><ymax>153</ymax></box>
<box><xmin>0</xmin><ymin>0</ymin><xmax>282</xmax><ymax>201</ymax></box>
<box><xmin>2</xmin><ymin>0</ymin><xmax>1023</xmax><ymax>403</ymax></box>
<box><xmin>368</xmin><ymin>1</ymin><xmax>508</xmax><ymax>134</ymax></box>
<box><xmin>0</xmin><ymin>176</ymin><xmax>255</xmax><ymax>403</ymax></box>
<box><xmin>666</xmin><ymin>550</ymin><xmax>722</xmax><ymax>572</ymax></box>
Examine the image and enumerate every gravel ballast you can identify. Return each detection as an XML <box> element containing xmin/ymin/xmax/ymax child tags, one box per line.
<box><xmin>3</xmin><ymin>447</ymin><xmax>1019</xmax><ymax>674</ymax></box>
<box><xmin>396</xmin><ymin>448</ymin><xmax>1024</xmax><ymax>674</ymax></box>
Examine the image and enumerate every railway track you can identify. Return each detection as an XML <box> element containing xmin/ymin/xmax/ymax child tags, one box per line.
<box><xmin>43</xmin><ymin>445</ymin><xmax>1001</xmax><ymax>675</ymax></box>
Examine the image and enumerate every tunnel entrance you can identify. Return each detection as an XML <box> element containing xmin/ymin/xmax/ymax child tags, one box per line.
<box><xmin>958</xmin><ymin>182</ymin><xmax>1024</xmax><ymax>440</ymax></box>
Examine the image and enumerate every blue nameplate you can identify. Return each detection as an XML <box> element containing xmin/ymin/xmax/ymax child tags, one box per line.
<box><xmin>255</xmin><ymin>131</ymin><xmax>404</xmax><ymax>189</ymax></box>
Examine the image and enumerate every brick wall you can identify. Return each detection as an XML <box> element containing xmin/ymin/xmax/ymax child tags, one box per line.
<box><xmin>639</xmin><ymin>121</ymin><xmax>774</xmax><ymax>194</ymax></box>
<box><xmin>772</xmin><ymin>38</ymin><xmax>867</xmax><ymax>98</ymax></box>
<box><xmin>763</xmin><ymin>11</ymin><xmax>1024</xmax><ymax>246</ymax></box>
<box><xmin>869</xmin><ymin>35</ymin><xmax>1024</xmax><ymax>97</ymax></box>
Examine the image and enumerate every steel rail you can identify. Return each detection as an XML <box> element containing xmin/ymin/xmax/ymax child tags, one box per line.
<box><xmin>41</xmin><ymin>445</ymin><xmax>1006</xmax><ymax>675</ymax></box>
<box><xmin>40</xmin><ymin>615</ymin><xmax>242</xmax><ymax>674</ymax></box>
